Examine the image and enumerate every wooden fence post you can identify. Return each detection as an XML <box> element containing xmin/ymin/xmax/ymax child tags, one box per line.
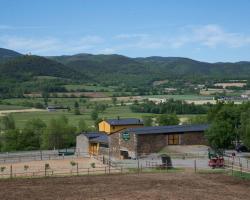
<box><xmin>137</xmin><ymin>159</ymin><xmax>140</xmax><ymax>175</ymax></box>
<box><xmin>194</xmin><ymin>160</ymin><xmax>197</xmax><ymax>173</ymax></box>
<box><xmin>45</xmin><ymin>164</ymin><xmax>47</xmax><ymax>177</ymax></box>
<box><xmin>232</xmin><ymin>162</ymin><xmax>234</xmax><ymax>176</ymax></box>
<box><xmin>76</xmin><ymin>163</ymin><xmax>79</xmax><ymax>176</ymax></box>
<box><xmin>10</xmin><ymin>165</ymin><xmax>13</xmax><ymax>179</ymax></box>
<box><xmin>240</xmin><ymin>163</ymin><xmax>243</xmax><ymax>177</ymax></box>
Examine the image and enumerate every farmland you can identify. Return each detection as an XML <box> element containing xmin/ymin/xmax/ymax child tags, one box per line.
<box><xmin>0</xmin><ymin>172</ymin><xmax>249</xmax><ymax>200</ymax></box>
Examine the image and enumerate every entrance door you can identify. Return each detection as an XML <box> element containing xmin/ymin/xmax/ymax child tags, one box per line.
<box><xmin>168</xmin><ymin>134</ymin><xmax>180</xmax><ymax>145</ymax></box>
<box><xmin>89</xmin><ymin>143</ymin><xmax>98</xmax><ymax>155</ymax></box>
<box><xmin>120</xmin><ymin>150</ymin><xmax>129</xmax><ymax>159</ymax></box>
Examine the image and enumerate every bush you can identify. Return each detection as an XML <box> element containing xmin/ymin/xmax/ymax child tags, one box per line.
<box><xmin>90</xmin><ymin>163</ymin><xmax>96</xmax><ymax>168</ymax></box>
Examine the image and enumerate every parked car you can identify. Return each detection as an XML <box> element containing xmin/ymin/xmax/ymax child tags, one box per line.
<box><xmin>236</xmin><ymin>144</ymin><xmax>248</xmax><ymax>152</ymax></box>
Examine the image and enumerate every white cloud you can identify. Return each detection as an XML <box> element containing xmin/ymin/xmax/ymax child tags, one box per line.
<box><xmin>175</xmin><ymin>24</ymin><xmax>250</xmax><ymax>48</ymax></box>
<box><xmin>0</xmin><ymin>35</ymin><xmax>104</xmax><ymax>55</ymax></box>
<box><xmin>98</xmin><ymin>48</ymin><xmax>116</xmax><ymax>54</ymax></box>
<box><xmin>1</xmin><ymin>24</ymin><xmax>250</xmax><ymax>56</ymax></box>
<box><xmin>113</xmin><ymin>25</ymin><xmax>250</xmax><ymax>51</ymax></box>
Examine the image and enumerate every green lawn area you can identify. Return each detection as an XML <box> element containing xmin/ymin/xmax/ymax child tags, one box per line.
<box><xmin>64</xmin><ymin>84</ymin><xmax>116</xmax><ymax>92</ymax></box>
<box><xmin>1</xmin><ymin>96</ymin><xmax>206</xmax><ymax>130</ymax></box>
<box><xmin>99</xmin><ymin>105</ymin><xmax>158</xmax><ymax>119</ymax></box>
<box><xmin>0</xmin><ymin>104</ymin><xmax>29</xmax><ymax>110</ymax></box>
<box><xmin>5</xmin><ymin>105</ymin><xmax>156</xmax><ymax>129</ymax></box>
<box><xmin>9</xmin><ymin>110</ymin><xmax>93</xmax><ymax>129</ymax></box>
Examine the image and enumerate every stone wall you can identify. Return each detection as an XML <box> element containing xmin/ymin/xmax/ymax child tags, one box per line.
<box><xmin>109</xmin><ymin>131</ymin><xmax>207</xmax><ymax>159</ymax></box>
<box><xmin>109</xmin><ymin>132</ymin><xmax>137</xmax><ymax>159</ymax></box>
<box><xmin>137</xmin><ymin>134</ymin><xmax>167</xmax><ymax>154</ymax></box>
<box><xmin>76</xmin><ymin>134</ymin><xmax>89</xmax><ymax>157</ymax></box>
<box><xmin>180</xmin><ymin>132</ymin><xmax>207</xmax><ymax>145</ymax></box>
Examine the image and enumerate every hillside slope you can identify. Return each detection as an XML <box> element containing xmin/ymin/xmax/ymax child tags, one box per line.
<box><xmin>0</xmin><ymin>48</ymin><xmax>22</xmax><ymax>63</ymax></box>
<box><xmin>0</xmin><ymin>55</ymin><xmax>89</xmax><ymax>81</ymax></box>
<box><xmin>50</xmin><ymin>54</ymin><xmax>250</xmax><ymax>86</ymax></box>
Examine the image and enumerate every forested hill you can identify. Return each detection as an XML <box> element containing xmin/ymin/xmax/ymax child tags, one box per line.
<box><xmin>49</xmin><ymin>54</ymin><xmax>250</xmax><ymax>86</ymax></box>
<box><xmin>0</xmin><ymin>48</ymin><xmax>22</xmax><ymax>63</ymax></box>
<box><xmin>0</xmin><ymin>55</ymin><xmax>88</xmax><ymax>81</ymax></box>
<box><xmin>1</xmin><ymin>47</ymin><xmax>250</xmax><ymax>86</ymax></box>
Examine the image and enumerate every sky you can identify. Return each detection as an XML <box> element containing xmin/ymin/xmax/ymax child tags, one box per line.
<box><xmin>1</xmin><ymin>0</ymin><xmax>250</xmax><ymax>62</ymax></box>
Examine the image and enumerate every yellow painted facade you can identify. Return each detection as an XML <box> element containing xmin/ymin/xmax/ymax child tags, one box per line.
<box><xmin>98</xmin><ymin>120</ymin><xmax>143</xmax><ymax>134</ymax></box>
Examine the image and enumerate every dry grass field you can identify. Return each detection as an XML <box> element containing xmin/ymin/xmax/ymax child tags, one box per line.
<box><xmin>0</xmin><ymin>172</ymin><xmax>249</xmax><ymax>200</ymax></box>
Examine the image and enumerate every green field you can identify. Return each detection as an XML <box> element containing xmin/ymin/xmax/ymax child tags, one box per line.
<box><xmin>0</xmin><ymin>94</ymin><xmax>208</xmax><ymax>129</ymax></box>
<box><xmin>64</xmin><ymin>84</ymin><xmax>116</xmax><ymax>92</ymax></box>
<box><xmin>4</xmin><ymin>105</ymin><xmax>157</xmax><ymax>129</ymax></box>
<box><xmin>0</xmin><ymin>104</ymin><xmax>29</xmax><ymax>110</ymax></box>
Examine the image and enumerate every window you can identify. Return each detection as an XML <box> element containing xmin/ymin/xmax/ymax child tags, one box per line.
<box><xmin>168</xmin><ymin>134</ymin><xmax>179</xmax><ymax>145</ymax></box>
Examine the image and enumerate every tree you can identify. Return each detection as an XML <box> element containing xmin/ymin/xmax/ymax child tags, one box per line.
<box><xmin>112</xmin><ymin>97</ymin><xmax>117</xmax><ymax>106</ymax></box>
<box><xmin>205</xmin><ymin>120</ymin><xmax>235</xmax><ymax>149</ymax></box>
<box><xmin>184</xmin><ymin>115</ymin><xmax>208</xmax><ymax>125</ymax></box>
<box><xmin>94</xmin><ymin>118</ymin><xmax>103</xmax><ymax>129</ymax></box>
<box><xmin>74</xmin><ymin>101</ymin><xmax>81</xmax><ymax>115</ymax></box>
<box><xmin>78</xmin><ymin>118</ymin><xmax>88</xmax><ymax>132</ymax></box>
<box><xmin>240</xmin><ymin>109</ymin><xmax>250</xmax><ymax>148</ymax></box>
<box><xmin>91</xmin><ymin>110</ymin><xmax>99</xmax><ymax>120</ymax></box>
<box><xmin>142</xmin><ymin>116</ymin><xmax>153</xmax><ymax>126</ymax></box>
<box><xmin>18</xmin><ymin>118</ymin><xmax>46</xmax><ymax>150</ymax></box>
<box><xmin>157</xmin><ymin>114</ymin><xmax>179</xmax><ymax>126</ymax></box>
<box><xmin>0</xmin><ymin>115</ymin><xmax>15</xmax><ymax>130</ymax></box>
<box><xmin>1</xmin><ymin>129</ymin><xmax>20</xmax><ymax>151</ymax></box>
<box><xmin>41</xmin><ymin>116</ymin><xmax>77</xmax><ymax>149</ymax></box>
<box><xmin>205</xmin><ymin>102</ymin><xmax>241</xmax><ymax>149</ymax></box>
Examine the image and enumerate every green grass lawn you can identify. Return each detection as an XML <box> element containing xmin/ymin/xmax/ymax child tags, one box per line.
<box><xmin>0</xmin><ymin>105</ymin><xmax>29</xmax><ymax>110</ymax></box>
<box><xmin>64</xmin><ymin>84</ymin><xmax>116</xmax><ymax>92</ymax></box>
<box><xmin>5</xmin><ymin>105</ymin><xmax>156</xmax><ymax>129</ymax></box>
<box><xmin>9</xmin><ymin>110</ymin><xmax>93</xmax><ymax>129</ymax></box>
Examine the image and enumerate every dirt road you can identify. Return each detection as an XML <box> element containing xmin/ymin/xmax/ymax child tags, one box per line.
<box><xmin>0</xmin><ymin>172</ymin><xmax>249</xmax><ymax>200</ymax></box>
<box><xmin>0</xmin><ymin>108</ymin><xmax>45</xmax><ymax>116</ymax></box>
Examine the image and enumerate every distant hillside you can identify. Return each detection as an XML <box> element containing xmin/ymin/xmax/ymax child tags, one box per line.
<box><xmin>0</xmin><ymin>48</ymin><xmax>22</xmax><ymax>63</ymax></box>
<box><xmin>0</xmin><ymin>55</ymin><xmax>89</xmax><ymax>81</ymax></box>
<box><xmin>50</xmin><ymin>54</ymin><xmax>250</xmax><ymax>86</ymax></box>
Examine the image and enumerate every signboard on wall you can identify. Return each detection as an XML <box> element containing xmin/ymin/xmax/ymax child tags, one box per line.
<box><xmin>122</xmin><ymin>132</ymin><xmax>130</xmax><ymax>141</ymax></box>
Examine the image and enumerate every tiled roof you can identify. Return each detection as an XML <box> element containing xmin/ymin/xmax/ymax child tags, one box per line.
<box><xmin>126</xmin><ymin>124</ymin><xmax>209</xmax><ymax>135</ymax></box>
<box><xmin>105</xmin><ymin>118</ymin><xmax>143</xmax><ymax>126</ymax></box>
<box><xmin>80</xmin><ymin>132</ymin><xmax>108</xmax><ymax>143</ymax></box>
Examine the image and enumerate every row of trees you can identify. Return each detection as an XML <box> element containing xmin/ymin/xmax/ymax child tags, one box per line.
<box><xmin>130</xmin><ymin>99</ymin><xmax>210</xmax><ymax>115</ymax></box>
<box><xmin>205</xmin><ymin>102</ymin><xmax>250</xmax><ymax>149</ymax></box>
<box><xmin>0</xmin><ymin>115</ymin><xmax>89</xmax><ymax>152</ymax></box>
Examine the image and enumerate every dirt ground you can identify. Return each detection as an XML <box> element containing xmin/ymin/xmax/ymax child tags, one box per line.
<box><xmin>0</xmin><ymin>172</ymin><xmax>249</xmax><ymax>200</ymax></box>
<box><xmin>0</xmin><ymin>157</ymin><xmax>105</xmax><ymax>177</ymax></box>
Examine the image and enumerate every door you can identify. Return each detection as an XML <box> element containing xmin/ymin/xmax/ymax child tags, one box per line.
<box><xmin>168</xmin><ymin>134</ymin><xmax>180</xmax><ymax>145</ymax></box>
<box><xmin>89</xmin><ymin>143</ymin><xmax>98</xmax><ymax>155</ymax></box>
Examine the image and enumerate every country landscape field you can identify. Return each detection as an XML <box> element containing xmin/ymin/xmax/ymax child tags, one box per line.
<box><xmin>1</xmin><ymin>1</ymin><xmax>250</xmax><ymax>200</ymax></box>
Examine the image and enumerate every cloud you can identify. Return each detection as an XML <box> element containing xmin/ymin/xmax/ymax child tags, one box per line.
<box><xmin>0</xmin><ymin>25</ymin><xmax>49</xmax><ymax>30</ymax></box>
<box><xmin>191</xmin><ymin>24</ymin><xmax>250</xmax><ymax>47</ymax></box>
<box><xmin>0</xmin><ymin>35</ymin><xmax>105</xmax><ymax>55</ymax></box>
<box><xmin>114</xmin><ymin>25</ymin><xmax>250</xmax><ymax>50</ymax></box>
<box><xmin>98</xmin><ymin>48</ymin><xmax>116</xmax><ymax>54</ymax></box>
<box><xmin>1</xmin><ymin>24</ymin><xmax>250</xmax><ymax>56</ymax></box>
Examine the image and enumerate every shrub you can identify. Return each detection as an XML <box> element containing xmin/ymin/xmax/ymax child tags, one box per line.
<box><xmin>90</xmin><ymin>163</ymin><xmax>96</xmax><ymax>168</ymax></box>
